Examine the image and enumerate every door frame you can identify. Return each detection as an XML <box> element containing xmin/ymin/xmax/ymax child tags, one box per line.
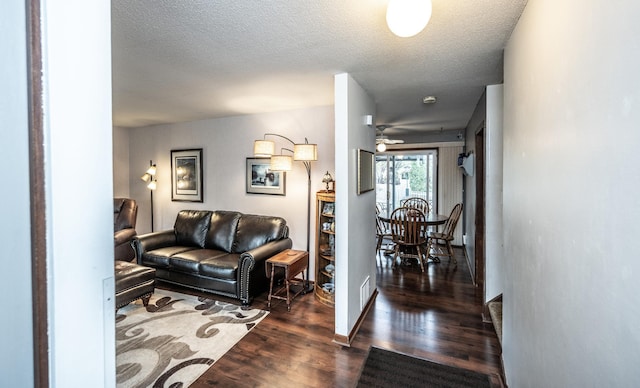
<box><xmin>474</xmin><ymin>126</ymin><xmax>486</xmax><ymax>294</ymax></box>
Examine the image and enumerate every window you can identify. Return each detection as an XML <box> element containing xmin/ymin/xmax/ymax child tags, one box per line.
<box><xmin>375</xmin><ymin>150</ymin><xmax>438</xmax><ymax>218</ymax></box>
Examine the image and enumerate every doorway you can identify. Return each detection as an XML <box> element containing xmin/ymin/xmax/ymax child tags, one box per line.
<box><xmin>375</xmin><ymin>150</ymin><xmax>438</xmax><ymax>217</ymax></box>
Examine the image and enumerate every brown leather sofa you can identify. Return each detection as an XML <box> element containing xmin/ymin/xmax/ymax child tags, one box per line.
<box><xmin>114</xmin><ymin>198</ymin><xmax>138</xmax><ymax>261</ymax></box>
<box><xmin>133</xmin><ymin>210</ymin><xmax>292</xmax><ymax>307</ymax></box>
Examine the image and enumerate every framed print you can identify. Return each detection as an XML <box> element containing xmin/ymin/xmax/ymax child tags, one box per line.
<box><xmin>357</xmin><ymin>149</ymin><xmax>375</xmax><ymax>195</ymax></box>
<box><xmin>246</xmin><ymin>157</ymin><xmax>286</xmax><ymax>195</ymax></box>
<box><xmin>171</xmin><ymin>148</ymin><xmax>203</xmax><ymax>202</ymax></box>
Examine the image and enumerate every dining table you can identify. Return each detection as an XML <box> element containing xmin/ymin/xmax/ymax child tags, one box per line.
<box><xmin>378</xmin><ymin>211</ymin><xmax>450</xmax><ymax>264</ymax></box>
<box><xmin>378</xmin><ymin>212</ymin><xmax>449</xmax><ymax>227</ymax></box>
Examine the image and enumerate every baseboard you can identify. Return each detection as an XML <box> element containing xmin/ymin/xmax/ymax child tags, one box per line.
<box><xmin>332</xmin><ymin>288</ymin><xmax>378</xmax><ymax>347</ymax></box>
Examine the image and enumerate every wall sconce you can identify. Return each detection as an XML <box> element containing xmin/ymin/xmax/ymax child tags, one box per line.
<box><xmin>140</xmin><ymin>160</ymin><xmax>157</xmax><ymax>231</ymax></box>
<box><xmin>322</xmin><ymin>171</ymin><xmax>334</xmax><ymax>192</ymax></box>
<box><xmin>386</xmin><ymin>0</ymin><xmax>432</xmax><ymax>38</ymax></box>
<box><xmin>253</xmin><ymin>133</ymin><xmax>318</xmax><ymax>292</ymax></box>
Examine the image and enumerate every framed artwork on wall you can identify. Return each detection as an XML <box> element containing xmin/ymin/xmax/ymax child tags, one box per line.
<box><xmin>246</xmin><ymin>157</ymin><xmax>286</xmax><ymax>195</ymax></box>
<box><xmin>171</xmin><ymin>148</ymin><xmax>203</xmax><ymax>202</ymax></box>
<box><xmin>357</xmin><ymin>148</ymin><xmax>375</xmax><ymax>195</ymax></box>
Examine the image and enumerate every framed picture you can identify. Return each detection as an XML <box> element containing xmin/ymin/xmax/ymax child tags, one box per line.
<box><xmin>322</xmin><ymin>202</ymin><xmax>334</xmax><ymax>215</ymax></box>
<box><xmin>246</xmin><ymin>157</ymin><xmax>286</xmax><ymax>195</ymax></box>
<box><xmin>171</xmin><ymin>148</ymin><xmax>203</xmax><ymax>202</ymax></box>
<box><xmin>357</xmin><ymin>149</ymin><xmax>375</xmax><ymax>195</ymax></box>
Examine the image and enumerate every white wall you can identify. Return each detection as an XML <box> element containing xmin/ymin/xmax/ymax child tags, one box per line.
<box><xmin>0</xmin><ymin>1</ymin><xmax>34</xmax><ymax>385</ymax></box>
<box><xmin>334</xmin><ymin>73</ymin><xmax>377</xmax><ymax>339</ymax></box>
<box><xmin>127</xmin><ymin>106</ymin><xmax>335</xmax><ymax>277</ymax></box>
<box><xmin>437</xmin><ymin>145</ymin><xmax>464</xmax><ymax>245</ymax></box>
<box><xmin>484</xmin><ymin>84</ymin><xmax>504</xmax><ymax>301</ymax></box>
<box><xmin>113</xmin><ymin>126</ymin><xmax>131</xmax><ymax>197</ymax></box>
<box><xmin>503</xmin><ymin>0</ymin><xmax>640</xmax><ymax>386</ymax></box>
<box><xmin>44</xmin><ymin>0</ymin><xmax>115</xmax><ymax>386</ymax></box>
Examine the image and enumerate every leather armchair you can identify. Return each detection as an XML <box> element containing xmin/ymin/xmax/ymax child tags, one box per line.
<box><xmin>114</xmin><ymin>198</ymin><xmax>138</xmax><ymax>261</ymax></box>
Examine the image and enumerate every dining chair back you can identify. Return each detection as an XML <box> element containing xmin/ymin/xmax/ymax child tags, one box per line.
<box><xmin>375</xmin><ymin>205</ymin><xmax>393</xmax><ymax>265</ymax></box>
<box><xmin>401</xmin><ymin>197</ymin><xmax>431</xmax><ymax>215</ymax></box>
<box><xmin>426</xmin><ymin>203</ymin><xmax>463</xmax><ymax>264</ymax></box>
<box><xmin>389</xmin><ymin>206</ymin><xmax>427</xmax><ymax>272</ymax></box>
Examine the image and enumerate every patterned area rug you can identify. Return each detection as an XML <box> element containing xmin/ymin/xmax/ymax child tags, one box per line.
<box><xmin>116</xmin><ymin>289</ymin><xmax>268</xmax><ymax>388</ymax></box>
<box><xmin>356</xmin><ymin>347</ymin><xmax>492</xmax><ymax>388</ymax></box>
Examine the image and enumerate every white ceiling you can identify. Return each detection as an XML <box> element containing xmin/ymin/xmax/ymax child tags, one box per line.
<box><xmin>111</xmin><ymin>0</ymin><xmax>527</xmax><ymax>136</ymax></box>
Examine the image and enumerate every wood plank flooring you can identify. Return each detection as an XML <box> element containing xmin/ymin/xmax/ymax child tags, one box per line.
<box><xmin>169</xmin><ymin>248</ymin><xmax>503</xmax><ymax>387</ymax></box>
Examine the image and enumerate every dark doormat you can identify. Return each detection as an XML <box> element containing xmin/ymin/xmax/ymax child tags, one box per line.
<box><xmin>356</xmin><ymin>347</ymin><xmax>492</xmax><ymax>388</ymax></box>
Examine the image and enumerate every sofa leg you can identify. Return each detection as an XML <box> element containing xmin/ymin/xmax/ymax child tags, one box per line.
<box><xmin>141</xmin><ymin>294</ymin><xmax>151</xmax><ymax>307</ymax></box>
<box><xmin>241</xmin><ymin>300</ymin><xmax>251</xmax><ymax>310</ymax></box>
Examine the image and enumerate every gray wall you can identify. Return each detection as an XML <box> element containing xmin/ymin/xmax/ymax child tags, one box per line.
<box><xmin>125</xmin><ymin>106</ymin><xmax>335</xmax><ymax>278</ymax></box>
<box><xmin>484</xmin><ymin>85</ymin><xmax>504</xmax><ymax>302</ymax></box>
<box><xmin>0</xmin><ymin>1</ymin><xmax>34</xmax><ymax>385</ymax></box>
<box><xmin>334</xmin><ymin>73</ymin><xmax>377</xmax><ymax>338</ymax></box>
<box><xmin>502</xmin><ymin>0</ymin><xmax>640</xmax><ymax>386</ymax></box>
<box><xmin>113</xmin><ymin>126</ymin><xmax>131</xmax><ymax>198</ymax></box>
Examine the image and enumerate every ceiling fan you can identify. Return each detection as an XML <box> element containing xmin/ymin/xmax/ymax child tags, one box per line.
<box><xmin>376</xmin><ymin>125</ymin><xmax>404</xmax><ymax>152</ymax></box>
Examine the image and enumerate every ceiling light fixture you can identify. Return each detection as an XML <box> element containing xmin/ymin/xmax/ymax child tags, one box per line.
<box><xmin>386</xmin><ymin>0</ymin><xmax>432</xmax><ymax>38</ymax></box>
<box><xmin>423</xmin><ymin>95</ymin><xmax>437</xmax><ymax>104</ymax></box>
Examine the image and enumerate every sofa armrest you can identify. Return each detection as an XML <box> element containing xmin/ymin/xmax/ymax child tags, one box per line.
<box><xmin>114</xmin><ymin>228</ymin><xmax>136</xmax><ymax>246</ymax></box>
<box><xmin>132</xmin><ymin>230</ymin><xmax>176</xmax><ymax>262</ymax></box>
<box><xmin>240</xmin><ymin>238</ymin><xmax>293</xmax><ymax>269</ymax></box>
<box><xmin>238</xmin><ymin>238</ymin><xmax>293</xmax><ymax>305</ymax></box>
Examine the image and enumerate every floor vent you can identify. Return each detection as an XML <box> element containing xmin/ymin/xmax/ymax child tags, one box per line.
<box><xmin>360</xmin><ymin>276</ymin><xmax>370</xmax><ymax>311</ymax></box>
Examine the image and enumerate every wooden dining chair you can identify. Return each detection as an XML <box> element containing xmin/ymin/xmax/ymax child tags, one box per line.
<box><xmin>425</xmin><ymin>203</ymin><xmax>463</xmax><ymax>264</ymax></box>
<box><xmin>375</xmin><ymin>205</ymin><xmax>394</xmax><ymax>266</ymax></box>
<box><xmin>389</xmin><ymin>206</ymin><xmax>427</xmax><ymax>272</ymax></box>
<box><xmin>401</xmin><ymin>197</ymin><xmax>431</xmax><ymax>216</ymax></box>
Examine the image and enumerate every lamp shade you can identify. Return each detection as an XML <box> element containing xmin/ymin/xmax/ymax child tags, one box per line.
<box><xmin>146</xmin><ymin>165</ymin><xmax>157</xmax><ymax>176</ymax></box>
<box><xmin>377</xmin><ymin>142</ymin><xmax>387</xmax><ymax>152</ymax></box>
<box><xmin>293</xmin><ymin>143</ymin><xmax>318</xmax><ymax>161</ymax></box>
<box><xmin>386</xmin><ymin>0</ymin><xmax>432</xmax><ymax>38</ymax></box>
<box><xmin>254</xmin><ymin>140</ymin><xmax>275</xmax><ymax>157</ymax></box>
<box><xmin>147</xmin><ymin>180</ymin><xmax>157</xmax><ymax>190</ymax></box>
<box><xmin>270</xmin><ymin>155</ymin><xmax>293</xmax><ymax>171</ymax></box>
<box><xmin>141</xmin><ymin>173</ymin><xmax>152</xmax><ymax>183</ymax></box>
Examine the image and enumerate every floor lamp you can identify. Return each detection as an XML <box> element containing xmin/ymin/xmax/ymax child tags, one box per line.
<box><xmin>140</xmin><ymin>160</ymin><xmax>157</xmax><ymax>232</ymax></box>
<box><xmin>254</xmin><ymin>133</ymin><xmax>317</xmax><ymax>293</ymax></box>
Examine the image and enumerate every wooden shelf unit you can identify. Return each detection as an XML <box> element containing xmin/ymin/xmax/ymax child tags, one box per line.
<box><xmin>315</xmin><ymin>191</ymin><xmax>335</xmax><ymax>307</ymax></box>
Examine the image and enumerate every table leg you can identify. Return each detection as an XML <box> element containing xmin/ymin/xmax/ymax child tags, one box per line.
<box><xmin>268</xmin><ymin>264</ymin><xmax>275</xmax><ymax>310</ymax></box>
<box><xmin>285</xmin><ymin>268</ymin><xmax>291</xmax><ymax>312</ymax></box>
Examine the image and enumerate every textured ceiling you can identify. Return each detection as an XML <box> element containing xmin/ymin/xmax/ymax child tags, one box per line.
<box><xmin>111</xmin><ymin>0</ymin><xmax>527</xmax><ymax>136</ymax></box>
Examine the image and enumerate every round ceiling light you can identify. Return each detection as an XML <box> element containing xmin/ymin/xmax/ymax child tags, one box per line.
<box><xmin>386</xmin><ymin>0</ymin><xmax>432</xmax><ymax>38</ymax></box>
<box><xmin>423</xmin><ymin>96</ymin><xmax>437</xmax><ymax>104</ymax></box>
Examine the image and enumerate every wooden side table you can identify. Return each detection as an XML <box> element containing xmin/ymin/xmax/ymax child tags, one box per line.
<box><xmin>265</xmin><ymin>249</ymin><xmax>309</xmax><ymax>311</ymax></box>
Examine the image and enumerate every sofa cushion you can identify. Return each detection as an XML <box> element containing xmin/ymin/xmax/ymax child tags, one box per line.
<box><xmin>174</xmin><ymin>210</ymin><xmax>212</xmax><ymax>248</ymax></box>
<box><xmin>232</xmin><ymin>214</ymin><xmax>287</xmax><ymax>253</ymax></box>
<box><xmin>169</xmin><ymin>249</ymin><xmax>229</xmax><ymax>273</ymax></box>
<box><xmin>205</xmin><ymin>211</ymin><xmax>241</xmax><ymax>252</ymax></box>
<box><xmin>199</xmin><ymin>254</ymin><xmax>241</xmax><ymax>280</ymax></box>
<box><xmin>141</xmin><ymin>246</ymin><xmax>196</xmax><ymax>268</ymax></box>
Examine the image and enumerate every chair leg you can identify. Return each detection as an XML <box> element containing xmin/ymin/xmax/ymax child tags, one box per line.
<box><xmin>392</xmin><ymin>245</ymin><xmax>400</xmax><ymax>268</ymax></box>
<box><xmin>446</xmin><ymin>241</ymin><xmax>457</xmax><ymax>264</ymax></box>
<box><xmin>416</xmin><ymin>245</ymin><xmax>425</xmax><ymax>272</ymax></box>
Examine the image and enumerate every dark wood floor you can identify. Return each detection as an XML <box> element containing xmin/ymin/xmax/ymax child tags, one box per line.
<box><xmin>178</xmin><ymin>248</ymin><xmax>503</xmax><ymax>387</ymax></box>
